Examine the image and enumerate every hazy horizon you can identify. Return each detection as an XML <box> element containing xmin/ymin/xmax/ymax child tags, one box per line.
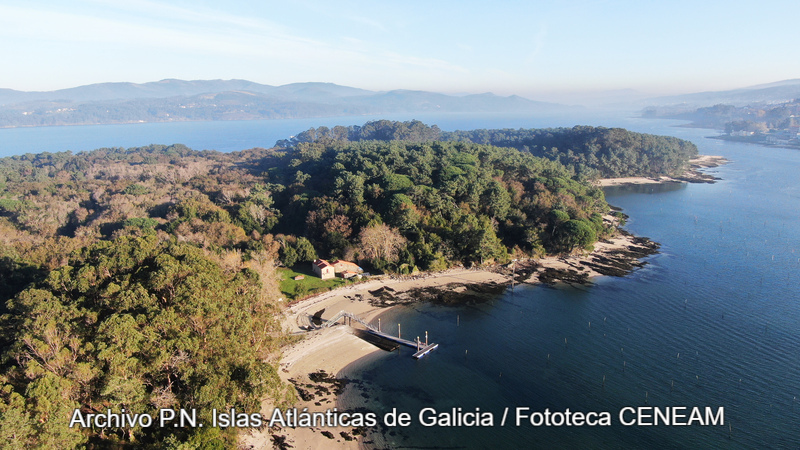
<box><xmin>1</xmin><ymin>0</ymin><xmax>798</xmax><ymax>100</ymax></box>
<box><xmin>2</xmin><ymin>77</ymin><xmax>798</xmax><ymax>111</ymax></box>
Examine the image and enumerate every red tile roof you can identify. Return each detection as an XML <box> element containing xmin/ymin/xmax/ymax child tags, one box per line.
<box><xmin>313</xmin><ymin>259</ymin><xmax>332</xmax><ymax>268</ymax></box>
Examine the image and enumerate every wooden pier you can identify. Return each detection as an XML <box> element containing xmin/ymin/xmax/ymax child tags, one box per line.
<box><xmin>322</xmin><ymin>310</ymin><xmax>439</xmax><ymax>359</ymax></box>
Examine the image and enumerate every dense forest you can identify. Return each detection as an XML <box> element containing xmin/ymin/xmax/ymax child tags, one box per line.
<box><xmin>278</xmin><ymin>120</ymin><xmax>698</xmax><ymax>179</ymax></box>
<box><xmin>0</xmin><ymin>145</ymin><xmax>297</xmax><ymax>448</ymax></box>
<box><xmin>0</xmin><ymin>120</ymin><xmax>690</xmax><ymax>447</ymax></box>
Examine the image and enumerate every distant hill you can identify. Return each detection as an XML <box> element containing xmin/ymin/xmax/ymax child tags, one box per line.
<box><xmin>0</xmin><ymin>79</ymin><xmax>281</xmax><ymax>105</ymax></box>
<box><xmin>640</xmin><ymin>79</ymin><xmax>800</xmax><ymax>126</ymax></box>
<box><xmin>644</xmin><ymin>79</ymin><xmax>800</xmax><ymax>108</ymax></box>
<box><xmin>0</xmin><ymin>79</ymin><xmax>570</xmax><ymax>127</ymax></box>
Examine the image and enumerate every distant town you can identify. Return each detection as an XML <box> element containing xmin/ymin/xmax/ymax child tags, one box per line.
<box><xmin>644</xmin><ymin>99</ymin><xmax>800</xmax><ymax>148</ymax></box>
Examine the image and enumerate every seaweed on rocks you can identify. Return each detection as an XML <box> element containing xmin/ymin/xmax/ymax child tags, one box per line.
<box><xmin>293</xmin><ymin>385</ymin><xmax>314</xmax><ymax>402</ymax></box>
<box><xmin>287</xmin><ymin>370</ymin><xmax>350</xmax><ymax>402</ymax></box>
<box><xmin>340</xmin><ymin>431</ymin><xmax>355</xmax><ymax>441</ymax></box>
<box><xmin>308</xmin><ymin>369</ymin><xmax>349</xmax><ymax>396</ymax></box>
<box><xmin>367</xmin><ymin>286</ymin><xmax>413</xmax><ymax>307</ymax></box>
<box><xmin>406</xmin><ymin>282</ymin><xmax>507</xmax><ymax>306</ymax></box>
<box><xmin>580</xmin><ymin>235</ymin><xmax>660</xmax><ymax>277</ymax></box>
<box><xmin>538</xmin><ymin>268</ymin><xmax>590</xmax><ymax>285</ymax></box>
<box><xmin>367</xmin><ymin>281</ymin><xmax>509</xmax><ymax>307</ymax></box>
<box><xmin>271</xmin><ymin>434</ymin><xmax>294</xmax><ymax>449</ymax></box>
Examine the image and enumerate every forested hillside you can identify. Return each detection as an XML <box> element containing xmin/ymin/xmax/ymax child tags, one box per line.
<box><xmin>443</xmin><ymin>126</ymin><xmax>697</xmax><ymax>178</ymax></box>
<box><xmin>0</xmin><ymin>145</ymin><xmax>295</xmax><ymax>447</ymax></box>
<box><xmin>278</xmin><ymin>120</ymin><xmax>698</xmax><ymax>179</ymax></box>
<box><xmin>261</xmin><ymin>138</ymin><xmax>609</xmax><ymax>267</ymax></box>
<box><xmin>0</xmin><ymin>120</ymin><xmax>664</xmax><ymax>446</ymax></box>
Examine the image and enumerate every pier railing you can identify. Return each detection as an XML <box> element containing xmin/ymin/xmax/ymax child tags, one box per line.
<box><xmin>321</xmin><ymin>310</ymin><xmax>438</xmax><ymax>359</ymax></box>
<box><xmin>322</xmin><ymin>310</ymin><xmax>375</xmax><ymax>330</ymax></box>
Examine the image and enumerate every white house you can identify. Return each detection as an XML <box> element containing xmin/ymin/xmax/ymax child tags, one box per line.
<box><xmin>312</xmin><ymin>259</ymin><xmax>335</xmax><ymax>280</ymax></box>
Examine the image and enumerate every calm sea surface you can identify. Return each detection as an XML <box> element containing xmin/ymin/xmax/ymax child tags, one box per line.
<box><xmin>0</xmin><ymin>110</ymin><xmax>684</xmax><ymax>157</ymax></box>
<box><xmin>2</xmin><ymin>113</ymin><xmax>798</xmax><ymax>448</ymax></box>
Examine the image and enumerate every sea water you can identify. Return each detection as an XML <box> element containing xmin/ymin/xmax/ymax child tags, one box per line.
<box><xmin>0</xmin><ymin>110</ymin><xmax>680</xmax><ymax>157</ymax></box>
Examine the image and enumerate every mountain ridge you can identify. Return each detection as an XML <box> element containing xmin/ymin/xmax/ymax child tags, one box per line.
<box><xmin>0</xmin><ymin>79</ymin><xmax>571</xmax><ymax>127</ymax></box>
<box><xmin>643</xmin><ymin>79</ymin><xmax>800</xmax><ymax>107</ymax></box>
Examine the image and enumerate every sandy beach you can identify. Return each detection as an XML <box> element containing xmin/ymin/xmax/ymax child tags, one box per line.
<box><xmin>241</xmin><ymin>269</ymin><xmax>510</xmax><ymax>449</ymax></box>
<box><xmin>597</xmin><ymin>175</ymin><xmax>682</xmax><ymax>187</ymax></box>
<box><xmin>241</xmin><ymin>225</ymin><xmax>659</xmax><ymax>448</ymax></box>
<box><xmin>596</xmin><ymin>154</ymin><xmax>728</xmax><ymax>187</ymax></box>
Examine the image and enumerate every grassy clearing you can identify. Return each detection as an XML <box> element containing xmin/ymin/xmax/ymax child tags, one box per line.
<box><xmin>278</xmin><ymin>265</ymin><xmax>350</xmax><ymax>300</ymax></box>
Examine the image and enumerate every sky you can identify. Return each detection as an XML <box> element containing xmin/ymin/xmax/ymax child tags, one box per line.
<box><xmin>1</xmin><ymin>0</ymin><xmax>799</xmax><ymax>100</ymax></box>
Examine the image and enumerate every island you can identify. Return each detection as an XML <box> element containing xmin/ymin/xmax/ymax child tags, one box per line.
<box><xmin>0</xmin><ymin>120</ymin><xmax>711</xmax><ymax>447</ymax></box>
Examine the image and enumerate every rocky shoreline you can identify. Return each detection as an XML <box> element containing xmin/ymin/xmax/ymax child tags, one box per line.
<box><xmin>351</xmin><ymin>230</ymin><xmax>661</xmax><ymax>309</ymax></box>
<box><xmin>243</xmin><ymin>220</ymin><xmax>664</xmax><ymax>448</ymax></box>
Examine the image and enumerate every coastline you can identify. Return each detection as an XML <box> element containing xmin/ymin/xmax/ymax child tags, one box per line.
<box><xmin>241</xmin><ymin>269</ymin><xmax>510</xmax><ymax>449</ymax></box>
<box><xmin>596</xmin><ymin>154</ymin><xmax>728</xmax><ymax>187</ymax></box>
<box><xmin>242</xmin><ymin>224</ymin><xmax>660</xmax><ymax>448</ymax></box>
<box><xmin>709</xmin><ymin>134</ymin><xmax>800</xmax><ymax>150</ymax></box>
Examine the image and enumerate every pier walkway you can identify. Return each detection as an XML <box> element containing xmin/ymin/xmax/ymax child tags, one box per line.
<box><xmin>322</xmin><ymin>310</ymin><xmax>439</xmax><ymax>359</ymax></box>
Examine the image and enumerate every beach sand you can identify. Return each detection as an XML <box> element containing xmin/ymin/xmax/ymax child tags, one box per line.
<box><xmin>597</xmin><ymin>175</ymin><xmax>681</xmax><ymax>187</ymax></box>
<box><xmin>241</xmin><ymin>269</ymin><xmax>510</xmax><ymax>449</ymax></box>
<box><xmin>596</xmin><ymin>154</ymin><xmax>728</xmax><ymax>187</ymax></box>
<box><xmin>239</xmin><ymin>327</ymin><xmax>380</xmax><ymax>449</ymax></box>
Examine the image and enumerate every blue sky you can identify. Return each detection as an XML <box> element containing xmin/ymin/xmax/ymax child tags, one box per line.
<box><xmin>1</xmin><ymin>0</ymin><xmax>798</xmax><ymax>98</ymax></box>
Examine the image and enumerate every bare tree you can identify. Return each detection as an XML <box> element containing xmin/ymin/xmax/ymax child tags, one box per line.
<box><xmin>358</xmin><ymin>224</ymin><xmax>407</xmax><ymax>263</ymax></box>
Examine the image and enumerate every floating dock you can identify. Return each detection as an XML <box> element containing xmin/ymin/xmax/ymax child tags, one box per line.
<box><xmin>412</xmin><ymin>343</ymin><xmax>439</xmax><ymax>359</ymax></box>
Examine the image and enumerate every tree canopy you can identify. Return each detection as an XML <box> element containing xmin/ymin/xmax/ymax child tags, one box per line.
<box><xmin>262</xmin><ymin>138</ymin><xmax>610</xmax><ymax>267</ymax></box>
<box><xmin>0</xmin><ymin>236</ymin><xmax>286</xmax><ymax>448</ymax></box>
<box><xmin>279</xmin><ymin>120</ymin><xmax>699</xmax><ymax>179</ymax></box>
<box><xmin>443</xmin><ymin>125</ymin><xmax>698</xmax><ymax>178</ymax></box>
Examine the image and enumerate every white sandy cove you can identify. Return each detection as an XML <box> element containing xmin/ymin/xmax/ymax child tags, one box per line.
<box><xmin>596</xmin><ymin>155</ymin><xmax>728</xmax><ymax>187</ymax></box>
<box><xmin>241</xmin><ymin>269</ymin><xmax>510</xmax><ymax>449</ymax></box>
<box><xmin>241</xmin><ymin>226</ymin><xmax>658</xmax><ymax>448</ymax></box>
<box><xmin>597</xmin><ymin>176</ymin><xmax>679</xmax><ymax>187</ymax></box>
